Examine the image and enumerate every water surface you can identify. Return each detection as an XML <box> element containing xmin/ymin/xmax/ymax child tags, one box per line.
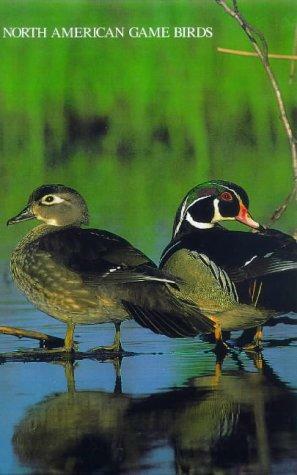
<box><xmin>1</xmin><ymin>264</ymin><xmax>297</xmax><ymax>474</ymax></box>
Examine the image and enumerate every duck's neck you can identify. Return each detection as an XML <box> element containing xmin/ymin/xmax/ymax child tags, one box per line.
<box><xmin>173</xmin><ymin>220</ymin><xmax>219</xmax><ymax>239</ymax></box>
<box><xmin>15</xmin><ymin>223</ymin><xmax>80</xmax><ymax>249</ymax></box>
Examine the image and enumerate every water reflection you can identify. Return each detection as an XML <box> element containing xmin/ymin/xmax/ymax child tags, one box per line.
<box><xmin>13</xmin><ymin>355</ymin><xmax>297</xmax><ymax>474</ymax></box>
<box><xmin>130</xmin><ymin>355</ymin><xmax>297</xmax><ymax>474</ymax></box>
<box><xmin>12</xmin><ymin>362</ymin><xmax>142</xmax><ymax>474</ymax></box>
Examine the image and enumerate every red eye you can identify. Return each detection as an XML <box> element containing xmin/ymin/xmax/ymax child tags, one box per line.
<box><xmin>220</xmin><ymin>191</ymin><xmax>233</xmax><ymax>201</ymax></box>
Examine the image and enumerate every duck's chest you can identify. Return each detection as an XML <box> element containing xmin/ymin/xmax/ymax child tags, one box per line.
<box><xmin>9</xmin><ymin>227</ymin><xmax>127</xmax><ymax>323</ymax></box>
<box><xmin>10</xmin><ymin>234</ymin><xmax>44</xmax><ymax>296</ymax></box>
<box><xmin>9</xmin><ymin>226</ymin><xmax>77</xmax><ymax>313</ymax></box>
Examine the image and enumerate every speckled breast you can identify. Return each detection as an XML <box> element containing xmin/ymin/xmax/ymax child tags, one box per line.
<box><xmin>10</xmin><ymin>226</ymin><xmax>128</xmax><ymax>325</ymax></box>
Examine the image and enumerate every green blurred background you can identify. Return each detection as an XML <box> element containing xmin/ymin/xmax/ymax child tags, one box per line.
<box><xmin>0</xmin><ymin>0</ymin><xmax>296</xmax><ymax>260</ymax></box>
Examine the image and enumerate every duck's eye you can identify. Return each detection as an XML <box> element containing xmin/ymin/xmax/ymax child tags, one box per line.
<box><xmin>44</xmin><ymin>196</ymin><xmax>54</xmax><ymax>203</ymax></box>
<box><xmin>41</xmin><ymin>195</ymin><xmax>64</xmax><ymax>205</ymax></box>
<box><xmin>220</xmin><ymin>191</ymin><xmax>233</xmax><ymax>202</ymax></box>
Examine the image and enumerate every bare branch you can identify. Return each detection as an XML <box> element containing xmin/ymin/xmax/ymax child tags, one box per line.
<box><xmin>218</xmin><ymin>47</ymin><xmax>297</xmax><ymax>61</ymax></box>
<box><xmin>0</xmin><ymin>346</ymin><xmax>135</xmax><ymax>363</ymax></box>
<box><xmin>216</xmin><ymin>0</ymin><xmax>297</xmax><ymax>225</ymax></box>
<box><xmin>0</xmin><ymin>325</ymin><xmax>64</xmax><ymax>348</ymax></box>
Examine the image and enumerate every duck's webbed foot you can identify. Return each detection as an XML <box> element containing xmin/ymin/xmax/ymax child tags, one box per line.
<box><xmin>89</xmin><ymin>342</ymin><xmax>124</xmax><ymax>354</ymax></box>
<box><xmin>210</xmin><ymin>317</ymin><xmax>229</xmax><ymax>359</ymax></box>
<box><xmin>37</xmin><ymin>323</ymin><xmax>76</xmax><ymax>354</ymax></box>
<box><xmin>89</xmin><ymin>322</ymin><xmax>124</xmax><ymax>355</ymax></box>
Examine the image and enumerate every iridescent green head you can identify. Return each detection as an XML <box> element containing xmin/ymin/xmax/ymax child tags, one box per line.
<box><xmin>173</xmin><ymin>180</ymin><xmax>260</xmax><ymax>237</ymax></box>
<box><xmin>7</xmin><ymin>184</ymin><xmax>89</xmax><ymax>227</ymax></box>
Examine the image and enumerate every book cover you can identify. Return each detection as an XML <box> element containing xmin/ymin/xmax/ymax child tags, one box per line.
<box><xmin>0</xmin><ymin>1</ymin><xmax>296</xmax><ymax>473</ymax></box>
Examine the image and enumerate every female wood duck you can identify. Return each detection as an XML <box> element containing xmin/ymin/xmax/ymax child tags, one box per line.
<box><xmin>131</xmin><ymin>180</ymin><xmax>297</xmax><ymax>350</ymax></box>
<box><xmin>7</xmin><ymin>184</ymin><xmax>214</xmax><ymax>353</ymax></box>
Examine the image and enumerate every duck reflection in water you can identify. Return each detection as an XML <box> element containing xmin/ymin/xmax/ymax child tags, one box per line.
<box><xmin>131</xmin><ymin>359</ymin><xmax>296</xmax><ymax>474</ymax></box>
<box><xmin>12</xmin><ymin>360</ymin><xmax>147</xmax><ymax>474</ymax></box>
<box><xmin>13</xmin><ymin>355</ymin><xmax>297</xmax><ymax>474</ymax></box>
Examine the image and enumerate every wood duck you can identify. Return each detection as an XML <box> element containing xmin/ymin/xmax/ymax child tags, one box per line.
<box><xmin>131</xmin><ymin>180</ymin><xmax>297</xmax><ymax>350</ymax></box>
<box><xmin>7</xmin><ymin>184</ymin><xmax>214</xmax><ymax>353</ymax></box>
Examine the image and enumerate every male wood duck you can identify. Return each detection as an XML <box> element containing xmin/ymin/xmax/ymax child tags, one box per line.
<box><xmin>7</xmin><ymin>184</ymin><xmax>214</xmax><ymax>353</ymax></box>
<box><xmin>130</xmin><ymin>180</ymin><xmax>297</xmax><ymax>350</ymax></box>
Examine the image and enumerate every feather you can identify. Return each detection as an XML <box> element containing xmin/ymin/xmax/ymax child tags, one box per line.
<box><xmin>122</xmin><ymin>287</ymin><xmax>215</xmax><ymax>338</ymax></box>
<box><xmin>228</xmin><ymin>254</ymin><xmax>297</xmax><ymax>282</ymax></box>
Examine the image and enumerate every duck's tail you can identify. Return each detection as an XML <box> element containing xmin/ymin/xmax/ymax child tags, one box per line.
<box><xmin>122</xmin><ymin>285</ymin><xmax>214</xmax><ymax>338</ymax></box>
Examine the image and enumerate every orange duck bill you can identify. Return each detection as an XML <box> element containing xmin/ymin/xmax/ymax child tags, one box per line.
<box><xmin>235</xmin><ymin>204</ymin><xmax>260</xmax><ymax>229</ymax></box>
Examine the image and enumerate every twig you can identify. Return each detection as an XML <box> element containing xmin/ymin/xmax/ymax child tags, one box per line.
<box><xmin>289</xmin><ymin>25</ymin><xmax>297</xmax><ymax>83</ymax></box>
<box><xmin>218</xmin><ymin>47</ymin><xmax>297</xmax><ymax>61</ymax></box>
<box><xmin>216</xmin><ymin>0</ymin><xmax>297</xmax><ymax>225</ymax></box>
<box><xmin>0</xmin><ymin>325</ymin><xmax>64</xmax><ymax>347</ymax></box>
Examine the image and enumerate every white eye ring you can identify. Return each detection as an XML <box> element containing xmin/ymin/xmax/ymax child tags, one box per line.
<box><xmin>41</xmin><ymin>195</ymin><xmax>65</xmax><ymax>205</ymax></box>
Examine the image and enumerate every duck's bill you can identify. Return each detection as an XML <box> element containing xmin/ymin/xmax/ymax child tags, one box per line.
<box><xmin>235</xmin><ymin>204</ymin><xmax>260</xmax><ymax>229</ymax></box>
<box><xmin>7</xmin><ymin>206</ymin><xmax>35</xmax><ymax>225</ymax></box>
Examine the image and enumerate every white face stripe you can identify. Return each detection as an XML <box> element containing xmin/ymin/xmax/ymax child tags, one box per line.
<box><xmin>186</xmin><ymin>211</ymin><xmax>214</xmax><ymax>229</ymax></box>
<box><xmin>211</xmin><ymin>197</ymin><xmax>235</xmax><ymax>223</ymax></box>
<box><xmin>174</xmin><ymin>195</ymin><xmax>212</xmax><ymax>236</ymax></box>
<box><xmin>174</xmin><ymin>197</ymin><xmax>188</xmax><ymax>237</ymax></box>
<box><xmin>212</xmin><ymin>198</ymin><xmax>221</xmax><ymax>223</ymax></box>
<box><xmin>160</xmin><ymin>239</ymin><xmax>182</xmax><ymax>264</ymax></box>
